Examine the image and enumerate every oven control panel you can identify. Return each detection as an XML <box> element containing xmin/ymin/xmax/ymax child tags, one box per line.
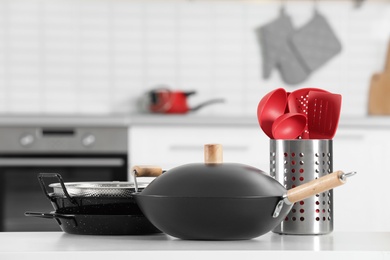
<box><xmin>0</xmin><ymin>127</ymin><xmax>127</xmax><ymax>153</ymax></box>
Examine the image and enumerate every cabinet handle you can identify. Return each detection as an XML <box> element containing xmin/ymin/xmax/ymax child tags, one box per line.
<box><xmin>169</xmin><ymin>145</ymin><xmax>249</xmax><ymax>152</ymax></box>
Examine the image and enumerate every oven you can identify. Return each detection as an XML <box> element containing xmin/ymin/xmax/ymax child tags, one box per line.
<box><xmin>0</xmin><ymin>125</ymin><xmax>128</xmax><ymax>232</ymax></box>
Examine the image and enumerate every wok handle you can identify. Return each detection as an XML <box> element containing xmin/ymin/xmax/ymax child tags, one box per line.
<box><xmin>131</xmin><ymin>166</ymin><xmax>163</xmax><ymax>177</ymax></box>
<box><xmin>286</xmin><ymin>171</ymin><xmax>356</xmax><ymax>204</ymax></box>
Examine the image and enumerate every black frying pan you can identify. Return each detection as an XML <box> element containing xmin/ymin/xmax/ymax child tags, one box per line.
<box><xmin>24</xmin><ymin>172</ymin><xmax>163</xmax><ymax>235</ymax></box>
<box><xmin>132</xmin><ymin>144</ymin><xmax>356</xmax><ymax>240</ymax></box>
<box><xmin>24</xmin><ymin>211</ymin><xmax>161</xmax><ymax>235</ymax></box>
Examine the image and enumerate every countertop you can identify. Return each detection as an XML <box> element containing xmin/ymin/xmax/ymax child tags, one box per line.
<box><xmin>0</xmin><ymin>232</ymin><xmax>389</xmax><ymax>260</ymax></box>
<box><xmin>128</xmin><ymin>114</ymin><xmax>390</xmax><ymax>128</ymax></box>
<box><xmin>0</xmin><ymin>114</ymin><xmax>131</xmax><ymax>127</ymax></box>
<box><xmin>1</xmin><ymin>114</ymin><xmax>390</xmax><ymax>128</ymax></box>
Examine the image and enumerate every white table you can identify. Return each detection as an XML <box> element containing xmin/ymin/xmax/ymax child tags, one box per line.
<box><xmin>0</xmin><ymin>232</ymin><xmax>389</xmax><ymax>260</ymax></box>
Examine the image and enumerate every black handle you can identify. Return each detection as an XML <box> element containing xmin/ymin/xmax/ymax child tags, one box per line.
<box><xmin>25</xmin><ymin>211</ymin><xmax>56</xmax><ymax>219</ymax></box>
<box><xmin>184</xmin><ymin>91</ymin><xmax>196</xmax><ymax>97</ymax></box>
<box><xmin>38</xmin><ymin>173</ymin><xmax>78</xmax><ymax>205</ymax></box>
<box><xmin>190</xmin><ymin>98</ymin><xmax>225</xmax><ymax>111</ymax></box>
<box><xmin>25</xmin><ymin>211</ymin><xmax>77</xmax><ymax>227</ymax></box>
<box><xmin>24</xmin><ymin>211</ymin><xmax>73</xmax><ymax>220</ymax></box>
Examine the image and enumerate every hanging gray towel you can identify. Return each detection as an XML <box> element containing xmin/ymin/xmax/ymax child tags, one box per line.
<box><xmin>257</xmin><ymin>11</ymin><xmax>310</xmax><ymax>85</ymax></box>
<box><xmin>290</xmin><ymin>11</ymin><xmax>342</xmax><ymax>72</ymax></box>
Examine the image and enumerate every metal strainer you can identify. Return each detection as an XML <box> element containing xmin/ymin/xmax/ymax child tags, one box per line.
<box><xmin>43</xmin><ymin>167</ymin><xmax>163</xmax><ymax>198</ymax></box>
<box><xmin>49</xmin><ymin>181</ymin><xmax>149</xmax><ymax>197</ymax></box>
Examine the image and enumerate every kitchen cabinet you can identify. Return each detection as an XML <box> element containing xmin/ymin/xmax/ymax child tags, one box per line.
<box><xmin>333</xmin><ymin>128</ymin><xmax>390</xmax><ymax>232</ymax></box>
<box><xmin>129</xmin><ymin>125</ymin><xmax>270</xmax><ymax>170</ymax></box>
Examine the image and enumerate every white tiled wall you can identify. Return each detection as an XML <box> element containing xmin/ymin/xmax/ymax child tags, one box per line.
<box><xmin>0</xmin><ymin>0</ymin><xmax>389</xmax><ymax>116</ymax></box>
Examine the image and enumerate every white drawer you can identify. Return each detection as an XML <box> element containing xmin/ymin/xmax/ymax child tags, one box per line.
<box><xmin>129</xmin><ymin>126</ymin><xmax>270</xmax><ymax>171</ymax></box>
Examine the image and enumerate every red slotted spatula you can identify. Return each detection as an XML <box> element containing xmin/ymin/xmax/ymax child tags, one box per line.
<box><xmin>307</xmin><ymin>91</ymin><xmax>342</xmax><ymax>139</ymax></box>
<box><xmin>287</xmin><ymin>88</ymin><xmax>329</xmax><ymax>139</ymax></box>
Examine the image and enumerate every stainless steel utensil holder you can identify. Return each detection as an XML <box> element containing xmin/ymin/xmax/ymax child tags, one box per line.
<box><xmin>270</xmin><ymin>139</ymin><xmax>333</xmax><ymax>235</ymax></box>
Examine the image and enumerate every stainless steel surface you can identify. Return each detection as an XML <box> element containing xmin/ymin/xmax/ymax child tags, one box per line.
<box><xmin>270</xmin><ymin>139</ymin><xmax>333</xmax><ymax>235</ymax></box>
<box><xmin>0</xmin><ymin>158</ymin><xmax>124</xmax><ymax>167</ymax></box>
<box><xmin>0</xmin><ymin>126</ymin><xmax>127</xmax><ymax>153</ymax></box>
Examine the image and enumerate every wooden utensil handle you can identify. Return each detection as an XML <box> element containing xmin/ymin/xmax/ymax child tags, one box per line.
<box><xmin>386</xmin><ymin>40</ymin><xmax>390</xmax><ymax>72</ymax></box>
<box><xmin>131</xmin><ymin>166</ymin><xmax>163</xmax><ymax>177</ymax></box>
<box><xmin>286</xmin><ymin>170</ymin><xmax>346</xmax><ymax>204</ymax></box>
<box><xmin>204</xmin><ymin>144</ymin><xmax>223</xmax><ymax>164</ymax></box>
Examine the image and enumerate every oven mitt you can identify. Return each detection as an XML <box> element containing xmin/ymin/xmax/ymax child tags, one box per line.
<box><xmin>290</xmin><ymin>11</ymin><xmax>342</xmax><ymax>72</ymax></box>
<box><xmin>257</xmin><ymin>11</ymin><xmax>310</xmax><ymax>85</ymax></box>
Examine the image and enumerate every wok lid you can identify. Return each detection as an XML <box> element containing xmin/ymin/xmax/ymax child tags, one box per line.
<box><xmin>137</xmin><ymin>144</ymin><xmax>286</xmax><ymax>198</ymax></box>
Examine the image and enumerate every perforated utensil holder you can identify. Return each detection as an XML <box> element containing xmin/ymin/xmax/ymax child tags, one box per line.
<box><xmin>270</xmin><ymin>139</ymin><xmax>333</xmax><ymax>235</ymax></box>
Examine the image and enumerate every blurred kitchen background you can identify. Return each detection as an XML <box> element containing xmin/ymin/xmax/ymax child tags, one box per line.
<box><xmin>1</xmin><ymin>0</ymin><xmax>390</xmax><ymax>234</ymax></box>
<box><xmin>0</xmin><ymin>0</ymin><xmax>388</xmax><ymax>116</ymax></box>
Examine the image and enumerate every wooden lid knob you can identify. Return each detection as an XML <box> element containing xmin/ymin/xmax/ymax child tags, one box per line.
<box><xmin>204</xmin><ymin>144</ymin><xmax>223</xmax><ymax>164</ymax></box>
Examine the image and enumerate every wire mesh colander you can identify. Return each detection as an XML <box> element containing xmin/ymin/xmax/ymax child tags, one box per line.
<box><xmin>49</xmin><ymin>182</ymin><xmax>149</xmax><ymax>197</ymax></box>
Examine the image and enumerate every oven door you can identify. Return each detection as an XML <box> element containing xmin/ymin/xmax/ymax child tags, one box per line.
<box><xmin>0</xmin><ymin>154</ymin><xmax>127</xmax><ymax>232</ymax></box>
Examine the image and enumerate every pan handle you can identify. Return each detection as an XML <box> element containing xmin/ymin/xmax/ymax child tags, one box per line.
<box><xmin>38</xmin><ymin>173</ymin><xmax>78</xmax><ymax>206</ymax></box>
<box><xmin>24</xmin><ymin>211</ymin><xmax>77</xmax><ymax>227</ymax></box>
<box><xmin>285</xmin><ymin>171</ymin><xmax>357</xmax><ymax>204</ymax></box>
<box><xmin>24</xmin><ymin>211</ymin><xmax>74</xmax><ymax>220</ymax></box>
<box><xmin>131</xmin><ymin>166</ymin><xmax>163</xmax><ymax>192</ymax></box>
<box><xmin>190</xmin><ymin>98</ymin><xmax>225</xmax><ymax>112</ymax></box>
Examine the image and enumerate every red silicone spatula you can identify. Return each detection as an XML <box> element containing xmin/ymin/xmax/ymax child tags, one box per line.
<box><xmin>307</xmin><ymin>91</ymin><xmax>342</xmax><ymax>139</ymax></box>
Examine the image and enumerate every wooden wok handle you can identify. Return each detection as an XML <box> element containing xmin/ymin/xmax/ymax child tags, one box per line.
<box><xmin>131</xmin><ymin>166</ymin><xmax>163</xmax><ymax>177</ymax></box>
<box><xmin>204</xmin><ymin>144</ymin><xmax>223</xmax><ymax>164</ymax></box>
<box><xmin>286</xmin><ymin>171</ymin><xmax>354</xmax><ymax>204</ymax></box>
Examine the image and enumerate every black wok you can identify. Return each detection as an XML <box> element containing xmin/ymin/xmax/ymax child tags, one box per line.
<box><xmin>133</xmin><ymin>144</ymin><xmax>355</xmax><ymax>240</ymax></box>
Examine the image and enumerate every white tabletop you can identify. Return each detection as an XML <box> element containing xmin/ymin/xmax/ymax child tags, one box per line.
<box><xmin>0</xmin><ymin>232</ymin><xmax>389</xmax><ymax>260</ymax></box>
